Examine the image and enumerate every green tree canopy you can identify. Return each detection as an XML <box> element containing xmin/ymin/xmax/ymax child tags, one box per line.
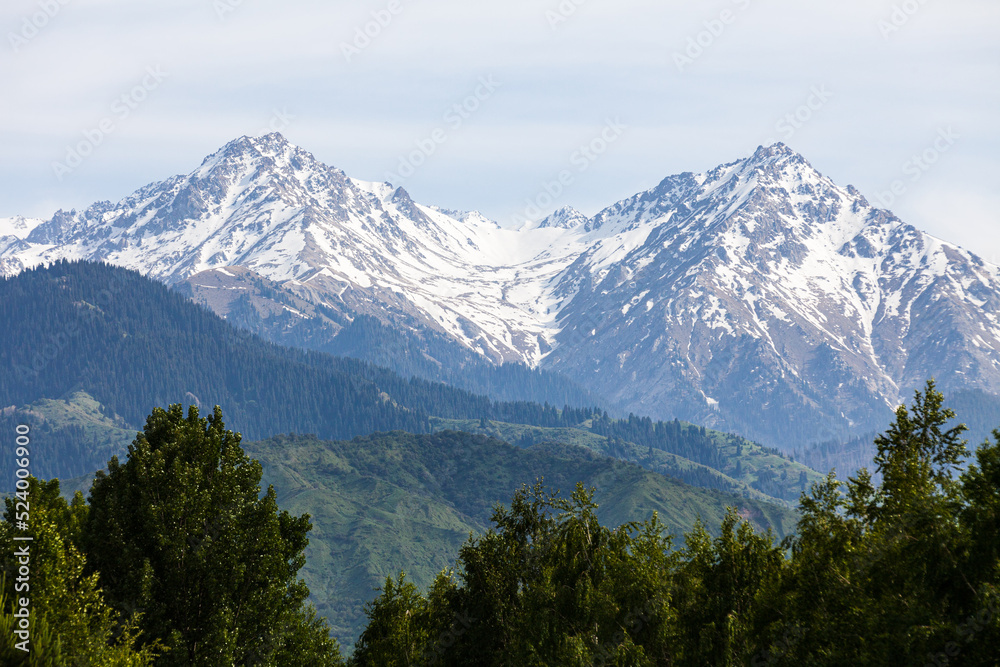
<box><xmin>84</xmin><ymin>404</ymin><xmax>342</xmax><ymax>666</ymax></box>
<box><xmin>0</xmin><ymin>477</ymin><xmax>158</xmax><ymax>665</ymax></box>
<box><xmin>349</xmin><ymin>381</ymin><xmax>1000</xmax><ymax>666</ymax></box>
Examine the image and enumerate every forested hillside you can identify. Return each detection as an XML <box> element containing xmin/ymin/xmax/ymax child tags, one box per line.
<box><xmin>8</xmin><ymin>386</ymin><xmax>997</xmax><ymax>665</ymax></box>
<box><xmin>0</xmin><ymin>261</ymin><xmax>428</xmax><ymax>439</ymax></box>
<box><xmin>350</xmin><ymin>384</ymin><xmax>1000</xmax><ymax>665</ymax></box>
<box><xmin>431</xmin><ymin>418</ymin><xmax>821</xmax><ymax>503</ymax></box>
<box><xmin>244</xmin><ymin>430</ymin><xmax>798</xmax><ymax>647</ymax></box>
<box><xmin>0</xmin><ymin>260</ymin><xmax>816</xmax><ymax>504</ymax></box>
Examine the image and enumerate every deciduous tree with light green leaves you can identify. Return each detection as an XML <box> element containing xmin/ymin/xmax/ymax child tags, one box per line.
<box><xmin>0</xmin><ymin>477</ymin><xmax>159</xmax><ymax>666</ymax></box>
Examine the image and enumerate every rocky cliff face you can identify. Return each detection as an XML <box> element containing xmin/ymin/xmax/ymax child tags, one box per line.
<box><xmin>5</xmin><ymin>135</ymin><xmax>998</xmax><ymax>447</ymax></box>
<box><xmin>545</xmin><ymin>144</ymin><xmax>1000</xmax><ymax>443</ymax></box>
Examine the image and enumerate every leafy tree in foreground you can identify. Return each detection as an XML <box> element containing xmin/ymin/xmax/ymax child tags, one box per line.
<box><xmin>672</xmin><ymin>511</ymin><xmax>783</xmax><ymax>665</ymax></box>
<box><xmin>353</xmin><ymin>481</ymin><xmax>683</xmax><ymax>666</ymax></box>
<box><xmin>84</xmin><ymin>404</ymin><xmax>343</xmax><ymax>666</ymax></box>
<box><xmin>759</xmin><ymin>380</ymin><xmax>1000</xmax><ymax>665</ymax></box>
<box><xmin>0</xmin><ymin>477</ymin><xmax>158</xmax><ymax>665</ymax></box>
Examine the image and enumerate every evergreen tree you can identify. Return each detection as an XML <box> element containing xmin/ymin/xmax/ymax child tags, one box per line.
<box><xmin>84</xmin><ymin>404</ymin><xmax>343</xmax><ymax>666</ymax></box>
<box><xmin>349</xmin><ymin>382</ymin><xmax>1000</xmax><ymax>665</ymax></box>
<box><xmin>352</xmin><ymin>482</ymin><xmax>678</xmax><ymax>666</ymax></box>
<box><xmin>673</xmin><ymin>512</ymin><xmax>783</xmax><ymax>666</ymax></box>
<box><xmin>762</xmin><ymin>381</ymin><xmax>998</xmax><ymax>664</ymax></box>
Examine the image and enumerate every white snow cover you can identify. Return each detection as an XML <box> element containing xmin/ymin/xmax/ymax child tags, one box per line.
<box><xmin>0</xmin><ymin>216</ymin><xmax>46</xmax><ymax>240</ymax></box>
<box><xmin>3</xmin><ymin>134</ymin><xmax>1000</xmax><ymax>407</ymax></box>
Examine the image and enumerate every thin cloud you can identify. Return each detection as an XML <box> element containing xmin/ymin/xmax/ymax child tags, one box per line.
<box><xmin>0</xmin><ymin>0</ymin><xmax>996</xmax><ymax>258</ymax></box>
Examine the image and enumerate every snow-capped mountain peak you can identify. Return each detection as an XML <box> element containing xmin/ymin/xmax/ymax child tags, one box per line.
<box><xmin>537</xmin><ymin>206</ymin><xmax>590</xmax><ymax>230</ymax></box>
<box><xmin>4</xmin><ymin>135</ymin><xmax>999</xmax><ymax>447</ymax></box>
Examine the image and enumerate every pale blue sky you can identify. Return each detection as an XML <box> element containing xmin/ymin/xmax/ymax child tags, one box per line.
<box><xmin>2</xmin><ymin>0</ymin><xmax>998</xmax><ymax>258</ymax></box>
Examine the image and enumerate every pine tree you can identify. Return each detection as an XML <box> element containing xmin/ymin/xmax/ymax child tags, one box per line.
<box><xmin>84</xmin><ymin>404</ymin><xmax>343</xmax><ymax>666</ymax></box>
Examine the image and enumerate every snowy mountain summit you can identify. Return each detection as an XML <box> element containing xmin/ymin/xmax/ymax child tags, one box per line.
<box><xmin>4</xmin><ymin>134</ymin><xmax>999</xmax><ymax>446</ymax></box>
<box><xmin>535</xmin><ymin>207</ymin><xmax>589</xmax><ymax>230</ymax></box>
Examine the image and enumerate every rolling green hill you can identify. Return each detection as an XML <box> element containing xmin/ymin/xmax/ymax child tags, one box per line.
<box><xmin>244</xmin><ymin>430</ymin><xmax>798</xmax><ymax>648</ymax></box>
<box><xmin>432</xmin><ymin>417</ymin><xmax>823</xmax><ymax>503</ymax></box>
<box><xmin>0</xmin><ymin>391</ymin><xmax>136</xmax><ymax>483</ymax></box>
<box><xmin>58</xmin><ymin>429</ymin><xmax>797</xmax><ymax>649</ymax></box>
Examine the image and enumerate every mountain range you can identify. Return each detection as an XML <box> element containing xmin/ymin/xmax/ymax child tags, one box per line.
<box><xmin>0</xmin><ymin>260</ymin><xmax>819</xmax><ymax>503</ymax></box>
<box><xmin>0</xmin><ymin>260</ymin><xmax>804</xmax><ymax>648</ymax></box>
<box><xmin>4</xmin><ymin>133</ymin><xmax>999</xmax><ymax>447</ymax></box>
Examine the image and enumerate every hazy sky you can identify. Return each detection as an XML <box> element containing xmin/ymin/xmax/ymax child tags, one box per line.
<box><xmin>2</xmin><ymin>0</ymin><xmax>998</xmax><ymax>259</ymax></box>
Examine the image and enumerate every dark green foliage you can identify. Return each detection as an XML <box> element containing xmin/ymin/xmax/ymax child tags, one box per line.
<box><xmin>757</xmin><ymin>381</ymin><xmax>1000</xmax><ymax>665</ymax></box>
<box><xmin>672</xmin><ymin>513</ymin><xmax>783</xmax><ymax>665</ymax></box>
<box><xmin>350</xmin><ymin>382</ymin><xmax>1000</xmax><ymax>665</ymax></box>
<box><xmin>352</xmin><ymin>482</ymin><xmax>682</xmax><ymax>666</ymax></box>
<box><xmin>247</xmin><ymin>430</ymin><xmax>797</xmax><ymax>648</ymax></box>
<box><xmin>84</xmin><ymin>404</ymin><xmax>343</xmax><ymax>665</ymax></box>
<box><xmin>0</xmin><ymin>260</ymin><xmax>812</xmax><ymax>506</ymax></box>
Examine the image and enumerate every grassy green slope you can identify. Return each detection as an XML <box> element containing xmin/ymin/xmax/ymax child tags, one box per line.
<box><xmin>28</xmin><ymin>392</ymin><xmax>803</xmax><ymax>648</ymax></box>
<box><xmin>18</xmin><ymin>390</ymin><xmax>823</xmax><ymax>508</ymax></box>
<box><xmin>432</xmin><ymin>417</ymin><xmax>823</xmax><ymax>504</ymax></box>
<box><xmin>246</xmin><ymin>430</ymin><xmax>799</xmax><ymax>648</ymax></box>
<box><xmin>0</xmin><ymin>391</ymin><xmax>136</xmax><ymax>483</ymax></box>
